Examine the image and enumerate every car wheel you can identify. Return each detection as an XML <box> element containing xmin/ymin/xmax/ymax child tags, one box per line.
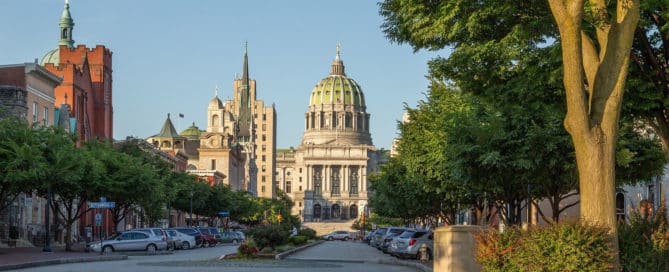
<box><xmin>146</xmin><ymin>244</ymin><xmax>157</xmax><ymax>253</ymax></box>
<box><xmin>344</xmin><ymin>237</ymin><xmax>350</xmax><ymax>241</ymax></box>
<box><xmin>328</xmin><ymin>236</ymin><xmax>334</xmax><ymax>241</ymax></box>
<box><xmin>182</xmin><ymin>241</ymin><xmax>190</xmax><ymax>249</ymax></box>
<box><xmin>102</xmin><ymin>245</ymin><xmax>113</xmax><ymax>254</ymax></box>
<box><xmin>232</xmin><ymin>239</ymin><xmax>239</xmax><ymax>244</ymax></box>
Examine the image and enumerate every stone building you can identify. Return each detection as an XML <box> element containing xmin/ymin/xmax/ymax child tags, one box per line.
<box><xmin>276</xmin><ymin>46</ymin><xmax>379</xmax><ymax>222</ymax></box>
<box><xmin>146</xmin><ymin>45</ymin><xmax>276</xmax><ymax>197</ymax></box>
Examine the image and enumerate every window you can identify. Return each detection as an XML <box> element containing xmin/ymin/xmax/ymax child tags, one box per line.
<box><xmin>286</xmin><ymin>171</ymin><xmax>291</xmax><ymax>176</ymax></box>
<box><xmin>32</xmin><ymin>102</ymin><xmax>38</xmax><ymax>123</ymax></box>
<box><xmin>263</xmin><ymin>114</ymin><xmax>266</xmax><ymax>121</ymax></box>
<box><xmin>262</xmin><ymin>145</ymin><xmax>266</xmax><ymax>152</ymax></box>
<box><xmin>313</xmin><ymin>204</ymin><xmax>321</xmax><ymax>219</ymax></box>
<box><xmin>349</xmin><ymin>166</ymin><xmax>358</xmax><ymax>194</ymax></box>
<box><xmin>331</xmin><ymin>166</ymin><xmax>340</xmax><ymax>196</ymax></box>
<box><xmin>262</xmin><ymin>165</ymin><xmax>266</xmax><ymax>172</ymax></box>
<box><xmin>262</xmin><ymin>155</ymin><xmax>266</xmax><ymax>162</ymax></box>
<box><xmin>299</xmin><ymin>177</ymin><xmax>302</xmax><ymax>182</ymax></box>
<box><xmin>211</xmin><ymin>159</ymin><xmax>216</xmax><ymax>170</ymax></box>
<box><xmin>350</xmin><ymin>205</ymin><xmax>358</xmax><ymax>219</ymax></box>
<box><xmin>298</xmin><ymin>202</ymin><xmax>302</xmax><ymax>207</ymax></box>
<box><xmin>299</xmin><ymin>168</ymin><xmax>302</xmax><ymax>173</ymax></box>
<box><xmin>313</xmin><ymin>166</ymin><xmax>322</xmax><ymax>196</ymax></box>
<box><xmin>299</xmin><ymin>185</ymin><xmax>302</xmax><ymax>191</ymax></box>
<box><xmin>262</xmin><ymin>135</ymin><xmax>266</xmax><ymax>141</ymax></box>
<box><xmin>261</xmin><ymin>186</ymin><xmax>265</xmax><ymax>193</ymax></box>
<box><xmin>43</xmin><ymin>107</ymin><xmax>48</xmax><ymax>125</ymax></box>
<box><xmin>332</xmin><ymin>204</ymin><xmax>341</xmax><ymax>219</ymax></box>
<box><xmin>286</xmin><ymin>181</ymin><xmax>291</xmax><ymax>193</ymax></box>
<box><xmin>262</xmin><ymin>124</ymin><xmax>266</xmax><ymax>131</ymax></box>
<box><xmin>262</xmin><ymin>176</ymin><xmax>265</xmax><ymax>182</ymax></box>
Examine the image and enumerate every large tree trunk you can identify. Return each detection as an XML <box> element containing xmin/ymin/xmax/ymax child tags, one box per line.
<box><xmin>549</xmin><ymin>0</ymin><xmax>639</xmax><ymax>270</ymax></box>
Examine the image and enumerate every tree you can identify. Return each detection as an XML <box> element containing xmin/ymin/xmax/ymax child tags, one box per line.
<box><xmin>0</xmin><ymin>118</ymin><xmax>43</xmax><ymax>215</ymax></box>
<box><xmin>623</xmin><ymin>1</ymin><xmax>669</xmax><ymax>156</ymax></box>
<box><xmin>380</xmin><ymin>1</ymin><xmax>641</xmax><ymax>266</ymax></box>
<box><xmin>35</xmin><ymin>127</ymin><xmax>104</xmax><ymax>251</ymax></box>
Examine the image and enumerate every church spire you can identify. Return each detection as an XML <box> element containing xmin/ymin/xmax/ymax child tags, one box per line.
<box><xmin>330</xmin><ymin>42</ymin><xmax>345</xmax><ymax>76</ymax></box>
<box><xmin>242</xmin><ymin>41</ymin><xmax>249</xmax><ymax>85</ymax></box>
<box><xmin>59</xmin><ymin>0</ymin><xmax>75</xmax><ymax>48</ymax></box>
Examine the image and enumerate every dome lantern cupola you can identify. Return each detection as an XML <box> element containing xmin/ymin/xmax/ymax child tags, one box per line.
<box><xmin>309</xmin><ymin>44</ymin><xmax>365</xmax><ymax>107</ymax></box>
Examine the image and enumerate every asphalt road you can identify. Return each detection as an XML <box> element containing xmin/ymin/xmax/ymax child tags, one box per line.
<box><xmin>14</xmin><ymin>241</ymin><xmax>422</xmax><ymax>272</ymax></box>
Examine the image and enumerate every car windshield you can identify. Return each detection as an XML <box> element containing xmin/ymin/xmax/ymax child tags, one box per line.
<box><xmin>376</xmin><ymin>228</ymin><xmax>387</xmax><ymax>235</ymax></box>
<box><xmin>389</xmin><ymin>228</ymin><xmax>405</xmax><ymax>234</ymax></box>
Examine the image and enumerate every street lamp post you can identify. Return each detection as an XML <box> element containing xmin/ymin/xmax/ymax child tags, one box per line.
<box><xmin>189</xmin><ymin>191</ymin><xmax>193</xmax><ymax>227</ymax></box>
<box><xmin>42</xmin><ymin>187</ymin><xmax>51</xmax><ymax>252</ymax></box>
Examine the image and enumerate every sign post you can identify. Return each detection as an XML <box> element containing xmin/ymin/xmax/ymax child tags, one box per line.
<box><xmin>89</xmin><ymin>200</ymin><xmax>115</xmax><ymax>254</ymax></box>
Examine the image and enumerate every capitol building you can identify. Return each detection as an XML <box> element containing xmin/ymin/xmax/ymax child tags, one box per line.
<box><xmin>276</xmin><ymin>46</ymin><xmax>380</xmax><ymax>222</ymax></box>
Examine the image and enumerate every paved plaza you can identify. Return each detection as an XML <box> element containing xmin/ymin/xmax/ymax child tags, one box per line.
<box><xmin>4</xmin><ymin>241</ymin><xmax>428</xmax><ymax>272</ymax></box>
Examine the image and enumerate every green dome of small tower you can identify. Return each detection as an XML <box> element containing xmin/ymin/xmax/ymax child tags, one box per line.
<box><xmin>180</xmin><ymin>122</ymin><xmax>201</xmax><ymax>139</ymax></box>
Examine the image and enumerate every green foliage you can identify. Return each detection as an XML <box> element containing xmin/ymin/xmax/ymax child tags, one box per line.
<box><xmin>297</xmin><ymin>227</ymin><xmax>317</xmax><ymax>240</ymax></box>
<box><xmin>619</xmin><ymin>206</ymin><xmax>669</xmax><ymax>272</ymax></box>
<box><xmin>475</xmin><ymin>223</ymin><xmax>615</xmax><ymax>271</ymax></box>
<box><xmin>245</xmin><ymin>224</ymin><xmax>290</xmax><ymax>249</ymax></box>
<box><xmin>288</xmin><ymin>235</ymin><xmax>308</xmax><ymax>246</ymax></box>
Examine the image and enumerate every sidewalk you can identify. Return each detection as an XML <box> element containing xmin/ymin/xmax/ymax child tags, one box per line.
<box><xmin>0</xmin><ymin>243</ymin><xmax>126</xmax><ymax>271</ymax></box>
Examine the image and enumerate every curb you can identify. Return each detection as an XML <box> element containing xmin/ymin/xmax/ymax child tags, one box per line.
<box><xmin>0</xmin><ymin>255</ymin><xmax>128</xmax><ymax>271</ymax></box>
<box><xmin>376</xmin><ymin>259</ymin><xmax>433</xmax><ymax>272</ymax></box>
<box><xmin>275</xmin><ymin>240</ymin><xmax>325</xmax><ymax>260</ymax></box>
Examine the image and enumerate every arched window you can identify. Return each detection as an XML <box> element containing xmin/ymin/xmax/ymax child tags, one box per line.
<box><xmin>286</xmin><ymin>181</ymin><xmax>291</xmax><ymax>193</ymax></box>
<box><xmin>212</xmin><ymin>114</ymin><xmax>220</xmax><ymax>126</ymax></box>
<box><xmin>332</xmin><ymin>204</ymin><xmax>341</xmax><ymax>219</ymax></box>
<box><xmin>349</xmin><ymin>166</ymin><xmax>358</xmax><ymax>195</ymax></box>
<box><xmin>345</xmin><ymin>112</ymin><xmax>352</xmax><ymax>128</ymax></box>
<box><xmin>616</xmin><ymin>193</ymin><xmax>625</xmax><ymax>222</ymax></box>
<box><xmin>62</xmin><ymin>29</ymin><xmax>68</xmax><ymax>39</ymax></box>
<box><xmin>313</xmin><ymin>204</ymin><xmax>321</xmax><ymax>219</ymax></box>
<box><xmin>350</xmin><ymin>204</ymin><xmax>358</xmax><ymax>219</ymax></box>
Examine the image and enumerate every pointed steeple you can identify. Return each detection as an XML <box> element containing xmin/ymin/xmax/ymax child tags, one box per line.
<box><xmin>242</xmin><ymin>41</ymin><xmax>249</xmax><ymax>86</ymax></box>
<box><xmin>330</xmin><ymin>42</ymin><xmax>345</xmax><ymax>76</ymax></box>
<box><xmin>155</xmin><ymin>113</ymin><xmax>180</xmax><ymax>138</ymax></box>
<box><xmin>59</xmin><ymin>0</ymin><xmax>75</xmax><ymax>48</ymax></box>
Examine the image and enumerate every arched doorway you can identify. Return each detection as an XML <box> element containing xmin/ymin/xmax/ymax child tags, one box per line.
<box><xmin>332</xmin><ymin>204</ymin><xmax>341</xmax><ymax>219</ymax></box>
<box><xmin>350</xmin><ymin>204</ymin><xmax>358</xmax><ymax>219</ymax></box>
<box><xmin>313</xmin><ymin>204</ymin><xmax>321</xmax><ymax>220</ymax></box>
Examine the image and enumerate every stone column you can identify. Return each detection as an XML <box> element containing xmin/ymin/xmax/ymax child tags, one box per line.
<box><xmin>342</xmin><ymin>165</ymin><xmax>348</xmax><ymax>193</ymax></box>
<box><xmin>324</xmin><ymin>165</ymin><xmax>330</xmax><ymax>193</ymax></box>
<box><xmin>434</xmin><ymin>226</ymin><xmax>482</xmax><ymax>272</ymax></box>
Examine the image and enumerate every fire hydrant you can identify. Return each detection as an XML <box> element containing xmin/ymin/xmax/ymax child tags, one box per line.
<box><xmin>419</xmin><ymin>243</ymin><xmax>429</xmax><ymax>263</ymax></box>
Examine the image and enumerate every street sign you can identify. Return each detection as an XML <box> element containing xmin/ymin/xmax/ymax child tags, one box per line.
<box><xmin>218</xmin><ymin>211</ymin><xmax>230</xmax><ymax>216</ymax></box>
<box><xmin>89</xmin><ymin>202</ymin><xmax>115</xmax><ymax>208</ymax></box>
<box><xmin>95</xmin><ymin>213</ymin><xmax>102</xmax><ymax>226</ymax></box>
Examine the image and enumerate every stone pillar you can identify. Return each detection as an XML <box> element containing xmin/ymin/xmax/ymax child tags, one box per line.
<box><xmin>434</xmin><ymin>226</ymin><xmax>482</xmax><ymax>272</ymax></box>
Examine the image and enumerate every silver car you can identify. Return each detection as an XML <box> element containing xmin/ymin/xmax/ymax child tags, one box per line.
<box><xmin>390</xmin><ymin>229</ymin><xmax>433</xmax><ymax>259</ymax></box>
<box><xmin>87</xmin><ymin>230</ymin><xmax>168</xmax><ymax>253</ymax></box>
<box><xmin>322</xmin><ymin>230</ymin><xmax>352</xmax><ymax>241</ymax></box>
<box><xmin>167</xmin><ymin>229</ymin><xmax>196</xmax><ymax>249</ymax></box>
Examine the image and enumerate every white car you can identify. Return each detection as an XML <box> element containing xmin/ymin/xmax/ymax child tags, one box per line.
<box><xmin>323</xmin><ymin>230</ymin><xmax>352</xmax><ymax>241</ymax></box>
<box><xmin>167</xmin><ymin>229</ymin><xmax>196</xmax><ymax>249</ymax></box>
<box><xmin>87</xmin><ymin>231</ymin><xmax>167</xmax><ymax>253</ymax></box>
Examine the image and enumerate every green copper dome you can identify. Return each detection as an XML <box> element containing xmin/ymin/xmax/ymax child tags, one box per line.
<box><xmin>309</xmin><ymin>75</ymin><xmax>365</xmax><ymax>106</ymax></box>
<box><xmin>41</xmin><ymin>48</ymin><xmax>60</xmax><ymax>66</ymax></box>
<box><xmin>309</xmin><ymin>45</ymin><xmax>365</xmax><ymax>107</ymax></box>
<box><xmin>180</xmin><ymin>122</ymin><xmax>201</xmax><ymax>139</ymax></box>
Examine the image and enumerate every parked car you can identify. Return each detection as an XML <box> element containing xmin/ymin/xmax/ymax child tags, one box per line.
<box><xmin>133</xmin><ymin>228</ymin><xmax>168</xmax><ymax>242</ymax></box>
<box><xmin>363</xmin><ymin>230</ymin><xmax>376</xmax><ymax>244</ymax></box>
<box><xmin>381</xmin><ymin>230</ymin><xmax>405</xmax><ymax>253</ymax></box>
<box><xmin>165</xmin><ymin>229</ymin><xmax>196</xmax><ymax>249</ymax></box>
<box><xmin>391</xmin><ymin>229</ymin><xmax>433</xmax><ymax>260</ymax></box>
<box><xmin>87</xmin><ymin>230</ymin><xmax>168</xmax><ymax>253</ymax></box>
<box><xmin>218</xmin><ymin>231</ymin><xmax>241</xmax><ymax>244</ymax></box>
<box><xmin>196</xmin><ymin>227</ymin><xmax>218</xmax><ymax>247</ymax></box>
<box><xmin>376</xmin><ymin>227</ymin><xmax>406</xmax><ymax>250</ymax></box>
<box><xmin>323</xmin><ymin>230</ymin><xmax>352</xmax><ymax>241</ymax></box>
<box><xmin>234</xmin><ymin>230</ymin><xmax>246</xmax><ymax>241</ymax></box>
<box><xmin>172</xmin><ymin>227</ymin><xmax>203</xmax><ymax>247</ymax></box>
<box><xmin>371</xmin><ymin>227</ymin><xmax>388</xmax><ymax>247</ymax></box>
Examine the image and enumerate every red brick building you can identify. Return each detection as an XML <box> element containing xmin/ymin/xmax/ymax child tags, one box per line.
<box><xmin>41</xmin><ymin>0</ymin><xmax>113</xmax><ymax>141</ymax></box>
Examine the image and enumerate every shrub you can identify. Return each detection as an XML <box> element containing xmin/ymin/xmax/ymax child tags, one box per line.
<box><xmin>619</xmin><ymin>206</ymin><xmax>669</xmax><ymax>272</ymax></box>
<box><xmin>289</xmin><ymin>235</ymin><xmax>308</xmax><ymax>245</ymax></box>
<box><xmin>246</xmin><ymin>224</ymin><xmax>290</xmax><ymax>249</ymax></box>
<box><xmin>298</xmin><ymin>227</ymin><xmax>317</xmax><ymax>239</ymax></box>
<box><xmin>475</xmin><ymin>223</ymin><xmax>615</xmax><ymax>271</ymax></box>
<box><xmin>237</xmin><ymin>237</ymin><xmax>258</xmax><ymax>259</ymax></box>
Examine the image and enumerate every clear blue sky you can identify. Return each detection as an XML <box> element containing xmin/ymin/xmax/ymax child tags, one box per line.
<box><xmin>0</xmin><ymin>0</ymin><xmax>447</xmax><ymax>149</ymax></box>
